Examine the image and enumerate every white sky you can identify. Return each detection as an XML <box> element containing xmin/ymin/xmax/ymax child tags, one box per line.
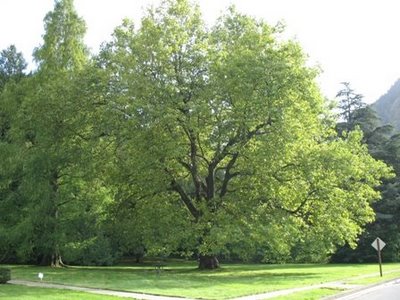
<box><xmin>1</xmin><ymin>0</ymin><xmax>400</xmax><ymax>103</ymax></box>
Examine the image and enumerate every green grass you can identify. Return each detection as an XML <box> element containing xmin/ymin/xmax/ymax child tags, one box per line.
<box><xmin>273</xmin><ymin>288</ymin><xmax>343</xmax><ymax>300</ymax></box>
<box><xmin>0</xmin><ymin>284</ymin><xmax>122</xmax><ymax>300</ymax></box>
<box><xmin>3</xmin><ymin>262</ymin><xmax>400</xmax><ymax>299</ymax></box>
<box><xmin>344</xmin><ymin>268</ymin><xmax>400</xmax><ymax>285</ymax></box>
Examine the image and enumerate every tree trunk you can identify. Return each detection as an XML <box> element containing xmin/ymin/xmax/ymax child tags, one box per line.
<box><xmin>50</xmin><ymin>250</ymin><xmax>66</xmax><ymax>268</ymax></box>
<box><xmin>38</xmin><ymin>254</ymin><xmax>51</xmax><ymax>266</ymax></box>
<box><xmin>49</xmin><ymin>170</ymin><xmax>66</xmax><ymax>268</ymax></box>
<box><xmin>198</xmin><ymin>255</ymin><xmax>220</xmax><ymax>269</ymax></box>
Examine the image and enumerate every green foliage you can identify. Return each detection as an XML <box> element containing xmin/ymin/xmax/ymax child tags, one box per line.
<box><xmin>98</xmin><ymin>0</ymin><xmax>391</xmax><ymax>264</ymax></box>
<box><xmin>332</xmin><ymin>84</ymin><xmax>400</xmax><ymax>263</ymax></box>
<box><xmin>0</xmin><ymin>0</ymin><xmax>393</xmax><ymax>266</ymax></box>
<box><xmin>336</xmin><ymin>81</ymin><xmax>365</xmax><ymax>134</ymax></box>
<box><xmin>63</xmin><ymin>235</ymin><xmax>119</xmax><ymax>266</ymax></box>
<box><xmin>33</xmin><ymin>0</ymin><xmax>87</xmax><ymax>72</ymax></box>
<box><xmin>0</xmin><ymin>267</ymin><xmax>11</xmax><ymax>283</ymax></box>
<box><xmin>0</xmin><ymin>45</ymin><xmax>27</xmax><ymax>90</ymax></box>
<box><xmin>0</xmin><ymin>0</ymin><xmax>111</xmax><ymax>266</ymax></box>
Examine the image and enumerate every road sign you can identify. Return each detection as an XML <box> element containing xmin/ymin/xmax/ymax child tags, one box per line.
<box><xmin>371</xmin><ymin>237</ymin><xmax>386</xmax><ymax>277</ymax></box>
<box><xmin>371</xmin><ymin>238</ymin><xmax>386</xmax><ymax>251</ymax></box>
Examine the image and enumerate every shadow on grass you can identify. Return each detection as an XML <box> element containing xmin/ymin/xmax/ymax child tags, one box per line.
<box><xmin>9</xmin><ymin>266</ymin><xmax>321</xmax><ymax>292</ymax></box>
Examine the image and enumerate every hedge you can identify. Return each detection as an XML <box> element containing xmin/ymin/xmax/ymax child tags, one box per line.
<box><xmin>0</xmin><ymin>268</ymin><xmax>11</xmax><ymax>284</ymax></box>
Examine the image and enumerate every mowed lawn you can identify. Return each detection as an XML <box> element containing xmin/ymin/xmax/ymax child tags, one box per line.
<box><xmin>0</xmin><ymin>284</ymin><xmax>122</xmax><ymax>300</ymax></box>
<box><xmin>3</xmin><ymin>262</ymin><xmax>400</xmax><ymax>299</ymax></box>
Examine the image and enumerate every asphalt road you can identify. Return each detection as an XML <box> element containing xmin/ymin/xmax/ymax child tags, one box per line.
<box><xmin>334</xmin><ymin>279</ymin><xmax>400</xmax><ymax>300</ymax></box>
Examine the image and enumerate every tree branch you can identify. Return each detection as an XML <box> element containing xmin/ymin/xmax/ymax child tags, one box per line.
<box><xmin>219</xmin><ymin>152</ymin><xmax>239</xmax><ymax>198</ymax></box>
<box><xmin>211</xmin><ymin>118</ymin><xmax>273</xmax><ymax>168</ymax></box>
<box><xmin>280</xmin><ymin>189</ymin><xmax>317</xmax><ymax>215</ymax></box>
<box><xmin>170</xmin><ymin>178</ymin><xmax>200</xmax><ymax>221</ymax></box>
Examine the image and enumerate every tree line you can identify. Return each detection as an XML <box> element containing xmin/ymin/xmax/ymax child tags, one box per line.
<box><xmin>332</xmin><ymin>83</ymin><xmax>400</xmax><ymax>263</ymax></box>
<box><xmin>0</xmin><ymin>0</ymin><xmax>396</xmax><ymax>268</ymax></box>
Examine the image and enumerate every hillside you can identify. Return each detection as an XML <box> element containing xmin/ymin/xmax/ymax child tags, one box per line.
<box><xmin>372</xmin><ymin>79</ymin><xmax>400</xmax><ymax>131</ymax></box>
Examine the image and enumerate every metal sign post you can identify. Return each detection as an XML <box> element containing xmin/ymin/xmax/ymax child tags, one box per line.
<box><xmin>371</xmin><ymin>237</ymin><xmax>386</xmax><ymax>277</ymax></box>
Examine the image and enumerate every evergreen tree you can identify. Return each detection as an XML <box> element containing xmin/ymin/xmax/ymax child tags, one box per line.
<box><xmin>336</xmin><ymin>82</ymin><xmax>365</xmax><ymax>134</ymax></box>
<box><xmin>0</xmin><ymin>45</ymin><xmax>27</xmax><ymax>90</ymax></box>
<box><xmin>332</xmin><ymin>84</ymin><xmax>400</xmax><ymax>262</ymax></box>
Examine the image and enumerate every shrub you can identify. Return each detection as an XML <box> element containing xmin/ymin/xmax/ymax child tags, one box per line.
<box><xmin>63</xmin><ymin>235</ymin><xmax>120</xmax><ymax>266</ymax></box>
<box><xmin>0</xmin><ymin>268</ymin><xmax>11</xmax><ymax>284</ymax></box>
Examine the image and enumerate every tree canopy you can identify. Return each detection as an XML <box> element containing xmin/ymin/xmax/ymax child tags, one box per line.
<box><xmin>97</xmin><ymin>0</ymin><xmax>391</xmax><ymax>267</ymax></box>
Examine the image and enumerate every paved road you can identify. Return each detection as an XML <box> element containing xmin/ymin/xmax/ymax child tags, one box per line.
<box><xmin>333</xmin><ymin>279</ymin><xmax>400</xmax><ymax>300</ymax></box>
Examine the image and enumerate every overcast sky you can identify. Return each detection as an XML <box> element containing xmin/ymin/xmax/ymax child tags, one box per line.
<box><xmin>1</xmin><ymin>0</ymin><xmax>400</xmax><ymax>103</ymax></box>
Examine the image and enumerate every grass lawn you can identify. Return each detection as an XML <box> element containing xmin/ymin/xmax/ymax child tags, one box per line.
<box><xmin>0</xmin><ymin>284</ymin><xmax>122</xmax><ymax>300</ymax></box>
<box><xmin>345</xmin><ymin>268</ymin><xmax>400</xmax><ymax>285</ymax></box>
<box><xmin>273</xmin><ymin>288</ymin><xmax>343</xmax><ymax>300</ymax></box>
<box><xmin>3</xmin><ymin>262</ymin><xmax>400</xmax><ymax>299</ymax></box>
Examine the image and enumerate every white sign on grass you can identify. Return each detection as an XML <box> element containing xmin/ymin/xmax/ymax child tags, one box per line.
<box><xmin>371</xmin><ymin>237</ymin><xmax>386</xmax><ymax>251</ymax></box>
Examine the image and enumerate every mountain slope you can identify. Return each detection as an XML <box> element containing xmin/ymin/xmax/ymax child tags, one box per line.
<box><xmin>372</xmin><ymin>79</ymin><xmax>400</xmax><ymax>131</ymax></box>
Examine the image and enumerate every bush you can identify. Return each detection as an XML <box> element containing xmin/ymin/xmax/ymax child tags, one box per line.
<box><xmin>0</xmin><ymin>268</ymin><xmax>11</xmax><ymax>284</ymax></box>
<box><xmin>63</xmin><ymin>235</ymin><xmax>120</xmax><ymax>266</ymax></box>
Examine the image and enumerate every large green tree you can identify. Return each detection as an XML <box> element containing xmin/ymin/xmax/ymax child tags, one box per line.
<box><xmin>29</xmin><ymin>0</ymin><xmax>86</xmax><ymax>266</ymax></box>
<box><xmin>100</xmin><ymin>0</ymin><xmax>391</xmax><ymax>268</ymax></box>
<box><xmin>0</xmin><ymin>0</ymin><xmax>114</xmax><ymax>267</ymax></box>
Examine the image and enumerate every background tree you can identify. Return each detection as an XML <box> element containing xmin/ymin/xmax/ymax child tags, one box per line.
<box><xmin>332</xmin><ymin>84</ymin><xmax>400</xmax><ymax>262</ymax></box>
<box><xmin>336</xmin><ymin>82</ymin><xmax>365</xmax><ymax>134</ymax></box>
<box><xmin>0</xmin><ymin>45</ymin><xmax>27</xmax><ymax>141</ymax></box>
<box><xmin>0</xmin><ymin>0</ymin><xmax>116</xmax><ymax>267</ymax></box>
<box><xmin>0</xmin><ymin>45</ymin><xmax>27</xmax><ymax>91</ymax></box>
<box><xmin>0</xmin><ymin>46</ymin><xmax>28</xmax><ymax>263</ymax></box>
